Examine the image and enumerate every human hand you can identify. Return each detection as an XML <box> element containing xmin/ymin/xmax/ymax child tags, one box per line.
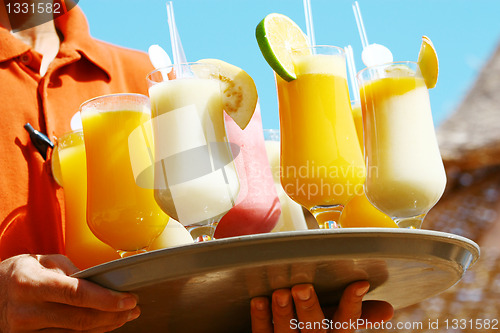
<box><xmin>251</xmin><ymin>281</ymin><xmax>393</xmax><ymax>333</ymax></box>
<box><xmin>0</xmin><ymin>254</ymin><xmax>140</xmax><ymax>332</ymax></box>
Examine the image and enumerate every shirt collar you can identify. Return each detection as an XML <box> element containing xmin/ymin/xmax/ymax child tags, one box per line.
<box><xmin>0</xmin><ymin>29</ymin><xmax>30</xmax><ymax>62</ymax></box>
<box><xmin>54</xmin><ymin>4</ymin><xmax>112</xmax><ymax>79</ymax></box>
<box><xmin>0</xmin><ymin>4</ymin><xmax>112</xmax><ymax>79</ymax></box>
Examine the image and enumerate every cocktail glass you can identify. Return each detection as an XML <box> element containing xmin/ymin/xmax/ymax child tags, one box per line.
<box><xmin>147</xmin><ymin>62</ymin><xmax>240</xmax><ymax>241</ymax></box>
<box><xmin>80</xmin><ymin>93</ymin><xmax>168</xmax><ymax>257</ymax></box>
<box><xmin>357</xmin><ymin>61</ymin><xmax>447</xmax><ymax>228</ymax></box>
<box><xmin>277</xmin><ymin>45</ymin><xmax>365</xmax><ymax>228</ymax></box>
<box><xmin>53</xmin><ymin>129</ymin><xmax>119</xmax><ymax>269</ymax></box>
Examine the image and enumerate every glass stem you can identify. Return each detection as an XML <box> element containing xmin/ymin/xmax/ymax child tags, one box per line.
<box><xmin>117</xmin><ymin>249</ymin><xmax>147</xmax><ymax>258</ymax></box>
<box><xmin>394</xmin><ymin>214</ymin><xmax>426</xmax><ymax>229</ymax></box>
<box><xmin>187</xmin><ymin>221</ymin><xmax>219</xmax><ymax>242</ymax></box>
<box><xmin>310</xmin><ymin>205</ymin><xmax>344</xmax><ymax>229</ymax></box>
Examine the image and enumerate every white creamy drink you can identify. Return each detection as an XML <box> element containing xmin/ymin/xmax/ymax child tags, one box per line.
<box><xmin>149</xmin><ymin>78</ymin><xmax>239</xmax><ymax>227</ymax></box>
<box><xmin>360</xmin><ymin>64</ymin><xmax>446</xmax><ymax>226</ymax></box>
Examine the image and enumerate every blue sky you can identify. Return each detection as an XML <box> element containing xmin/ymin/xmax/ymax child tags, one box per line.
<box><xmin>78</xmin><ymin>0</ymin><xmax>500</xmax><ymax>130</ymax></box>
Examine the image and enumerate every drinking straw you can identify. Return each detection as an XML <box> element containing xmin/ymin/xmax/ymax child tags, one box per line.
<box><xmin>352</xmin><ymin>1</ymin><xmax>393</xmax><ymax>67</ymax></box>
<box><xmin>352</xmin><ymin>1</ymin><xmax>369</xmax><ymax>49</ymax></box>
<box><xmin>166</xmin><ymin>1</ymin><xmax>190</xmax><ymax>77</ymax></box>
<box><xmin>344</xmin><ymin>45</ymin><xmax>360</xmax><ymax>102</ymax></box>
<box><xmin>302</xmin><ymin>0</ymin><xmax>316</xmax><ymax>46</ymax></box>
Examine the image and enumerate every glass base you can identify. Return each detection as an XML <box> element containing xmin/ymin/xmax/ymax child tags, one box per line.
<box><xmin>321</xmin><ymin>221</ymin><xmax>340</xmax><ymax>229</ymax></box>
<box><xmin>117</xmin><ymin>248</ymin><xmax>148</xmax><ymax>258</ymax></box>
<box><xmin>309</xmin><ymin>205</ymin><xmax>343</xmax><ymax>229</ymax></box>
<box><xmin>187</xmin><ymin>222</ymin><xmax>218</xmax><ymax>242</ymax></box>
<box><xmin>395</xmin><ymin>214</ymin><xmax>426</xmax><ymax>229</ymax></box>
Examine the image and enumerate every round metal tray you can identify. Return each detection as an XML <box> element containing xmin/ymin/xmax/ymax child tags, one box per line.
<box><xmin>74</xmin><ymin>228</ymin><xmax>480</xmax><ymax>333</ymax></box>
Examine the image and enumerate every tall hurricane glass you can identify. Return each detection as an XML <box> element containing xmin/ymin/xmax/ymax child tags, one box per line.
<box><xmin>277</xmin><ymin>46</ymin><xmax>365</xmax><ymax>228</ymax></box>
<box><xmin>147</xmin><ymin>63</ymin><xmax>240</xmax><ymax>241</ymax></box>
<box><xmin>81</xmin><ymin>93</ymin><xmax>168</xmax><ymax>257</ymax></box>
<box><xmin>357</xmin><ymin>61</ymin><xmax>447</xmax><ymax>228</ymax></box>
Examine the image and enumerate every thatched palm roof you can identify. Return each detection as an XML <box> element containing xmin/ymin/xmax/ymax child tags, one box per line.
<box><xmin>437</xmin><ymin>41</ymin><xmax>500</xmax><ymax>171</ymax></box>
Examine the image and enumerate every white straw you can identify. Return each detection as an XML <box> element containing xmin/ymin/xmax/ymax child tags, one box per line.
<box><xmin>166</xmin><ymin>1</ymin><xmax>191</xmax><ymax>77</ymax></box>
<box><xmin>352</xmin><ymin>1</ymin><xmax>368</xmax><ymax>49</ymax></box>
<box><xmin>303</xmin><ymin>0</ymin><xmax>316</xmax><ymax>46</ymax></box>
<box><xmin>166</xmin><ymin>2</ymin><xmax>179</xmax><ymax>64</ymax></box>
<box><xmin>344</xmin><ymin>45</ymin><xmax>360</xmax><ymax>102</ymax></box>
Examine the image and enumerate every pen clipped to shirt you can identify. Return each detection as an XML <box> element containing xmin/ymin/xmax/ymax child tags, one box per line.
<box><xmin>24</xmin><ymin>123</ymin><xmax>54</xmax><ymax>160</ymax></box>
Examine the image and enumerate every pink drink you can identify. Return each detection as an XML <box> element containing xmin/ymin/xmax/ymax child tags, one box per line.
<box><xmin>214</xmin><ymin>105</ymin><xmax>281</xmax><ymax>238</ymax></box>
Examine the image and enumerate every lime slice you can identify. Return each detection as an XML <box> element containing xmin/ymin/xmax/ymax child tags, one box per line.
<box><xmin>255</xmin><ymin>13</ymin><xmax>309</xmax><ymax>81</ymax></box>
<box><xmin>197</xmin><ymin>58</ymin><xmax>257</xmax><ymax>130</ymax></box>
<box><xmin>417</xmin><ymin>35</ymin><xmax>438</xmax><ymax>89</ymax></box>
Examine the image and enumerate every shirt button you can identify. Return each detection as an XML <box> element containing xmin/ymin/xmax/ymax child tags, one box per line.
<box><xmin>20</xmin><ymin>52</ymin><xmax>32</xmax><ymax>64</ymax></box>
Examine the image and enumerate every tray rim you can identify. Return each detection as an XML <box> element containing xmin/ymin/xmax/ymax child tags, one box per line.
<box><xmin>74</xmin><ymin>228</ymin><xmax>480</xmax><ymax>282</ymax></box>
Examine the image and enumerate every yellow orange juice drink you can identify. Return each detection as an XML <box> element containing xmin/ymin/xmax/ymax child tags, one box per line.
<box><xmin>81</xmin><ymin>94</ymin><xmax>168</xmax><ymax>256</ymax></box>
<box><xmin>358</xmin><ymin>62</ymin><xmax>446</xmax><ymax>228</ymax></box>
<box><xmin>54</xmin><ymin>130</ymin><xmax>119</xmax><ymax>269</ymax></box>
<box><xmin>278</xmin><ymin>46</ymin><xmax>365</xmax><ymax>227</ymax></box>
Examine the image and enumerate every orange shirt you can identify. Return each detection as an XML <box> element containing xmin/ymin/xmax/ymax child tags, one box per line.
<box><xmin>0</xmin><ymin>6</ymin><xmax>154</xmax><ymax>259</ymax></box>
